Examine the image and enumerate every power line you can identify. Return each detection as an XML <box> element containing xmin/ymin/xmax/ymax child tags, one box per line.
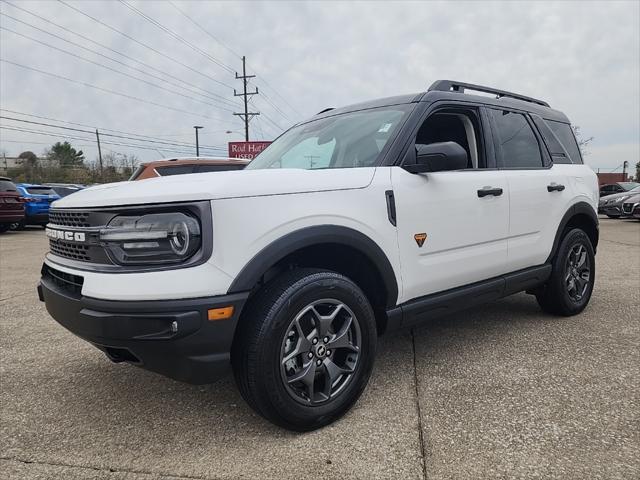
<box><xmin>0</xmin><ymin>109</ymin><xmax>228</xmax><ymax>148</ymax></box>
<box><xmin>167</xmin><ymin>0</ymin><xmax>242</xmax><ymax>59</ymax></box>
<box><xmin>166</xmin><ymin>0</ymin><xmax>302</xmax><ymax>118</ymax></box>
<box><xmin>0</xmin><ymin>25</ymin><xmax>238</xmax><ymax>113</ymax></box>
<box><xmin>57</xmin><ymin>0</ymin><xmax>234</xmax><ymax>92</ymax></box>
<box><xmin>0</xmin><ymin>116</ymin><xmax>226</xmax><ymax>150</ymax></box>
<box><xmin>0</xmin><ymin>59</ymin><xmax>226</xmax><ymax>121</ymax></box>
<box><xmin>1</xmin><ymin>2</ymin><xmax>241</xmax><ymax>109</ymax></box>
<box><xmin>0</xmin><ymin>126</ymin><xmax>226</xmax><ymax>155</ymax></box>
<box><xmin>119</xmin><ymin>0</ymin><xmax>236</xmax><ymax>76</ymax></box>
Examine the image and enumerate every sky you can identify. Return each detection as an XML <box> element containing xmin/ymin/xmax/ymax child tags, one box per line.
<box><xmin>0</xmin><ymin>0</ymin><xmax>638</xmax><ymax>172</ymax></box>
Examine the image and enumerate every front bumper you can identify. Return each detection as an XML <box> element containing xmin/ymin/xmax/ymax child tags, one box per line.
<box><xmin>601</xmin><ymin>205</ymin><xmax>622</xmax><ymax>216</ymax></box>
<box><xmin>38</xmin><ymin>265</ymin><xmax>248</xmax><ymax>384</ymax></box>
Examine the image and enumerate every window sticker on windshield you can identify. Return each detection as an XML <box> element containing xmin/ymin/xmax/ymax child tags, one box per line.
<box><xmin>378</xmin><ymin>123</ymin><xmax>392</xmax><ymax>133</ymax></box>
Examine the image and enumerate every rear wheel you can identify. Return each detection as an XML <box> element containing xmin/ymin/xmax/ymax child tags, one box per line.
<box><xmin>536</xmin><ymin>228</ymin><xmax>595</xmax><ymax>316</ymax></box>
<box><xmin>232</xmin><ymin>268</ymin><xmax>377</xmax><ymax>431</ymax></box>
<box><xmin>0</xmin><ymin>223</ymin><xmax>11</xmax><ymax>233</ymax></box>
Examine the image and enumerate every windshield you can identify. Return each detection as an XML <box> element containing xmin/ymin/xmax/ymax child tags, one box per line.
<box><xmin>24</xmin><ymin>186</ymin><xmax>57</xmax><ymax>196</ymax></box>
<box><xmin>620</xmin><ymin>182</ymin><xmax>640</xmax><ymax>191</ymax></box>
<box><xmin>246</xmin><ymin>105</ymin><xmax>412</xmax><ymax>170</ymax></box>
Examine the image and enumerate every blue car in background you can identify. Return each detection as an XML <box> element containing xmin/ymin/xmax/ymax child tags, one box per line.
<box><xmin>15</xmin><ymin>183</ymin><xmax>61</xmax><ymax>228</ymax></box>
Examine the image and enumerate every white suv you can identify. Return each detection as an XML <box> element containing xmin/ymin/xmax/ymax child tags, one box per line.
<box><xmin>39</xmin><ymin>80</ymin><xmax>599</xmax><ymax>431</ymax></box>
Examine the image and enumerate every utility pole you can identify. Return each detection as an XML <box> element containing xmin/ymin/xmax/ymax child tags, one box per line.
<box><xmin>194</xmin><ymin>126</ymin><xmax>203</xmax><ymax>157</ymax></box>
<box><xmin>233</xmin><ymin>56</ymin><xmax>260</xmax><ymax>141</ymax></box>
<box><xmin>95</xmin><ymin>129</ymin><xmax>103</xmax><ymax>177</ymax></box>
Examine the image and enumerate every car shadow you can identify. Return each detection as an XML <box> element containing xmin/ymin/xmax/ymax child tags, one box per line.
<box><xmin>57</xmin><ymin>293</ymin><xmax>551</xmax><ymax>438</ymax></box>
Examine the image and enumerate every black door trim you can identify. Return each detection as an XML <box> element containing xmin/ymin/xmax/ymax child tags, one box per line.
<box><xmin>385</xmin><ymin>263</ymin><xmax>552</xmax><ymax>331</ymax></box>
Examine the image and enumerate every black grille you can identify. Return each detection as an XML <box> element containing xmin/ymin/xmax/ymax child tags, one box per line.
<box><xmin>49</xmin><ymin>240</ymin><xmax>91</xmax><ymax>261</ymax></box>
<box><xmin>48</xmin><ymin>210</ymin><xmax>90</xmax><ymax>227</ymax></box>
<box><xmin>42</xmin><ymin>264</ymin><xmax>84</xmax><ymax>296</ymax></box>
<box><xmin>622</xmin><ymin>203</ymin><xmax>634</xmax><ymax>214</ymax></box>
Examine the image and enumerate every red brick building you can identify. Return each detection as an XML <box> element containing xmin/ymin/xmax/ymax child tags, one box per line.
<box><xmin>596</xmin><ymin>172</ymin><xmax>629</xmax><ymax>186</ymax></box>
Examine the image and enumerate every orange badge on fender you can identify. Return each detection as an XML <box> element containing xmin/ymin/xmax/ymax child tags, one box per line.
<box><xmin>414</xmin><ymin>233</ymin><xmax>427</xmax><ymax>247</ymax></box>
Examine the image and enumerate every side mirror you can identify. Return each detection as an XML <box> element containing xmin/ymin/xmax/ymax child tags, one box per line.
<box><xmin>403</xmin><ymin>141</ymin><xmax>468</xmax><ymax>174</ymax></box>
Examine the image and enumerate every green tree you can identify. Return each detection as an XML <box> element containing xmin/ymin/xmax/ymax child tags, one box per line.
<box><xmin>18</xmin><ymin>150</ymin><xmax>38</xmax><ymax>166</ymax></box>
<box><xmin>48</xmin><ymin>141</ymin><xmax>85</xmax><ymax>167</ymax></box>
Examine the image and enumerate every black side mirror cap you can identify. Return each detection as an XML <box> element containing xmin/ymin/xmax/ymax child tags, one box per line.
<box><xmin>403</xmin><ymin>141</ymin><xmax>468</xmax><ymax>174</ymax></box>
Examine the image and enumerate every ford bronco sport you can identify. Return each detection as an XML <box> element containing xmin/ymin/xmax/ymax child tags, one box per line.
<box><xmin>38</xmin><ymin>80</ymin><xmax>599</xmax><ymax>431</ymax></box>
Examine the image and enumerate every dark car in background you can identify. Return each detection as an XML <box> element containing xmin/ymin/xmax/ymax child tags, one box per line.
<box><xmin>0</xmin><ymin>177</ymin><xmax>25</xmax><ymax>233</ymax></box>
<box><xmin>15</xmin><ymin>183</ymin><xmax>60</xmax><ymax>228</ymax></box>
<box><xmin>45</xmin><ymin>183</ymin><xmax>85</xmax><ymax>198</ymax></box>
<box><xmin>599</xmin><ymin>182</ymin><xmax>639</xmax><ymax>198</ymax></box>
<box><xmin>598</xmin><ymin>185</ymin><xmax>640</xmax><ymax>218</ymax></box>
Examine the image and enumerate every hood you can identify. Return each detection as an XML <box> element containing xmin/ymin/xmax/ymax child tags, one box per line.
<box><xmin>52</xmin><ymin>167</ymin><xmax>376</xmax><ymax>208</ymax></box>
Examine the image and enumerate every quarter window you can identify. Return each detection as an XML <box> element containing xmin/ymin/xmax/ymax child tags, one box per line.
<box><xmin>490</xmin><ymin>110</ymin><xmax>543</xmax><ymax>168</ymax></box>
<box><xmin>545</xmin><ymin>120</ymin><xmax>583</xmax><ymax>164</ymax></box>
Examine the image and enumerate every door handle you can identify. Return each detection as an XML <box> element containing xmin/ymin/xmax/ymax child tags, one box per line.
<box><xmin>547</xmin><ymin>183</ymin><xmax>565</xmax><ymax>192</ymax></box>
<box><xmin>477</xmin><ymin>186</ymin><xmax>503</xmax><ymax>197</ymax></box>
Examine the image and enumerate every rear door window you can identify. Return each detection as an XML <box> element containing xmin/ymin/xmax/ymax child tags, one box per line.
<box><xmin>489</xmin><ymin>109</ymin><xmax>543</xmax><ymax>168</ymax></box>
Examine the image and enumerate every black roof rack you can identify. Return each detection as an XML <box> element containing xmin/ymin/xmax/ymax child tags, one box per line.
<box><xmin>428</xmin><ymin>80</ymin><xmax>550</xmax><ymax>108</ymax></box>
<box><xmin>316</xmin><ymin>107</ymin><xmax>334</xmax><ymax>115</ymax></box>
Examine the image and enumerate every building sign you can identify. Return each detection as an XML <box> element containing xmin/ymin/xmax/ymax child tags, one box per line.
<box><xmin>228</xmin><ymin>141</ymin><xmax>272</xmax><ymax>159</ymax></box>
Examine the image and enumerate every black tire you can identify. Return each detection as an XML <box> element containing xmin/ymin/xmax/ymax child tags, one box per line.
<box><xmin>231</xmin><ymin>268</ymin><xmax>377</xmax><ymax>431</ymax></box>
<box><xmin>12</xmin><ymin>220</ymin><xmax>25</xmax><ymax>231</ymax></box>
<box><xmin>606</xmin><ymin>214</ymin><xmax>620</xmax><ymax>219</ymax></box>
<box><xmin>0</xmin><ymin>223</ymin><xmax>11</xmax><ymax>233</ymax></box>
<box><xmin>536</xmin><ymin>228</ymin><xmax>595</xmax><ymax>316</ymax></box>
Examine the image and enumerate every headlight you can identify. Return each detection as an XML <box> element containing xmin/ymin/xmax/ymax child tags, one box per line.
<box><xmin>614</xmin><ymin>195</ymin><xmax>629</xmax><ymax>204</ymax></box>
<box><xmin>99</xmin><ymin>212</ymin><xmax>201</xmax><ymax>265</ymax></box>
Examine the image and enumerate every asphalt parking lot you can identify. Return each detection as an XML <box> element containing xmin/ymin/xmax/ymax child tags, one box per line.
<box><xmin>1</xmin><ymin>218</ymin><xmax>638</xmax><ymax>480</ymax></box>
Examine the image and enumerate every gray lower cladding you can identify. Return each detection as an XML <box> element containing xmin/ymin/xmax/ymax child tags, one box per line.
<box><xmin>38</xmin><ymin>264</ymin><xmax>249</xmax><ymax>384</ymax></box>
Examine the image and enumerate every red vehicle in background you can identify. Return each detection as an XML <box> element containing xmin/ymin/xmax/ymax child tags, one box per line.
<box><xmin>0</xmin><ymin>177</ymin><xmax>25</xmax><ymax>233</ymax></box>
<box><xmin>129</xmin><ymin>157</ymin><xmax>249</xmax><ymax>180</ymax></box>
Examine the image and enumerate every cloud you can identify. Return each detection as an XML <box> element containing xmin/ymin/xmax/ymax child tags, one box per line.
<box><xmin>0</xmin><ymin>0</ymin><xmax>638</xmax><ymax>170</ymax></box>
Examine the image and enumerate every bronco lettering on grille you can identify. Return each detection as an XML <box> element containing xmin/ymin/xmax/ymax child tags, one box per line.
<box><xmin>45</xmin><ymin>228</ymin><xmax>86</xmax><ymax>243</ymax></box>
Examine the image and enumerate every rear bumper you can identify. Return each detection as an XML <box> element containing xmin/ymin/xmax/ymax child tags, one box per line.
<box><xmin>0</xmin><ymin>210</ymin><xmax>25</xmax><ymax>223</ymax></box>
<box><xmin>38</xmin><ymin>268</ymin><xmax>248</xmax><ymax>384</ymax></box>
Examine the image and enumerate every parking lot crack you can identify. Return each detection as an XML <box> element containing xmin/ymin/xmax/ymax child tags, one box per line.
<box><xmin>411</xmin><ymin>328</ymin><xmax>428</xmax><ymax>480</ymax></box>
<box><xmin>0</xmin><ymin>456</ymin><xmax>221</xmax><ymax>480</ymax></box>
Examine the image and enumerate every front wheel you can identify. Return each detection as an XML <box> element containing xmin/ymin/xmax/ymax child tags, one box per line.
<box><xmin>536</xmin><ymin>228</ymin><xmax>595</xmax><ymax>316</ymax></box>
<box><xmin>606</xmin><ymin>214</ymin><xmax>620</xmax><ymax>219</ymax></box>
<box><xmin>232</xmin><ymin>268</ymin><xmax>377</xmax><ymax>431</ymax></box>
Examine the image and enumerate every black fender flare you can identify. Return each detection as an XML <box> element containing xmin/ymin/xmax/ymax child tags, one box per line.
<box><xmin>546</xmin><ymin>201</ymin><xmax>599</xmax><ymax>263</ymax></box>
<box><xmin>227</xmin><ymin>225</ymin><xmax>399</xmax><ymax>308</ymax></box>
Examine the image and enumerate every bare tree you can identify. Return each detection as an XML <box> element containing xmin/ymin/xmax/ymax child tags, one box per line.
<box><xmin>571</xmin><ymin>125</ymin><xmax>594</xmax><ymax>156</ymax></box>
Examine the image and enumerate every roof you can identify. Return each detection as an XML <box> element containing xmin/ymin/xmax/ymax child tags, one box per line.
<box><xmin>314</xmin><ymin>79</ymin><xmax>569</xmax><ymax>123</ymax></box>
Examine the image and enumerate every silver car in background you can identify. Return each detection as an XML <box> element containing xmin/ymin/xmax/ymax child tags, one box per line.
<box><xmin>599</xmin><ymin>185</ymin><xmax>640</xmax><ymax>218</ymax></box>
